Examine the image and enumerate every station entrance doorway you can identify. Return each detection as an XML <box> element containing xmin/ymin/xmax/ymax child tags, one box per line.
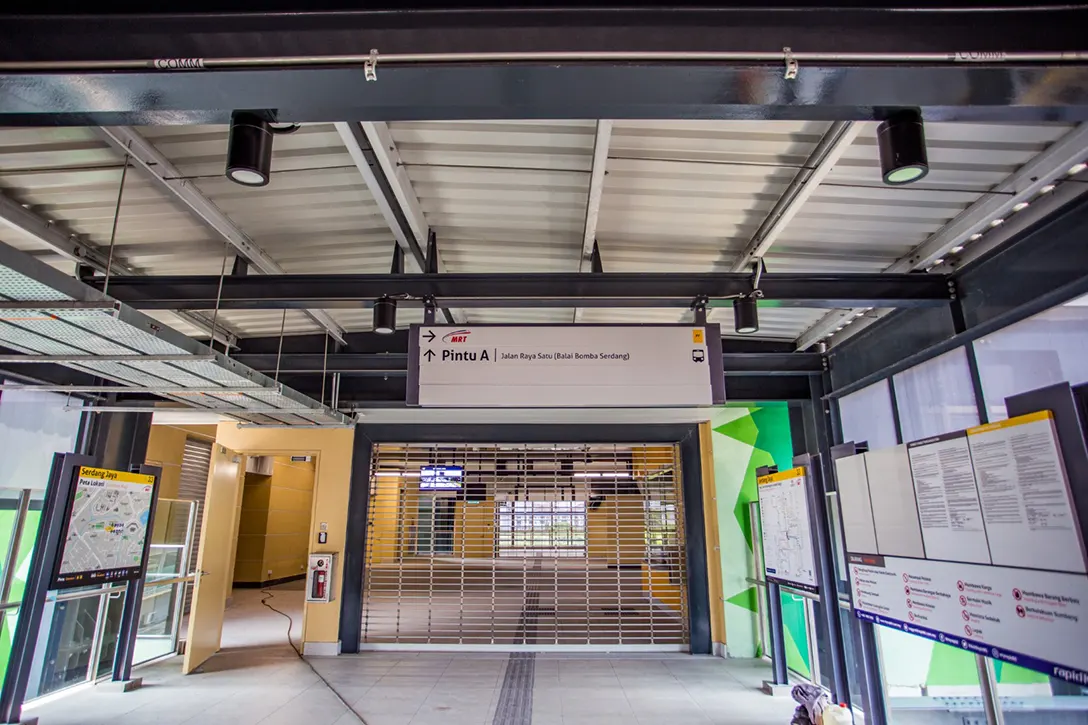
<box><xmin>360</xmin><ymin>443</ymin><xmax>689</xmax><ymax>650</ymax></box>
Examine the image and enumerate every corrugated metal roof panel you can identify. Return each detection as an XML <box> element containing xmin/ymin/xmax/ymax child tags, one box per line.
<box><xmin>2</xmin><ymin>119</ymin><xmax>1080</xmax><ymax>345</ymax></box>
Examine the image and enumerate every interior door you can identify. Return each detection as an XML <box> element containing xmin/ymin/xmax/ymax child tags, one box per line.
<box><xmin>182</xmin><ymin>445</ymin><xmax>244</xmax><ymax>674</ymax></box>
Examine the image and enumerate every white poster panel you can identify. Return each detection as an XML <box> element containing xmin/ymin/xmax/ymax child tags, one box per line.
<box><xmin>968</xmin><ymin>411</ymin><xmax>1088</xmax><ymax>574</ymax></box>
<box><xmin>849</xmin><ymin>553</ymin><xmax>1088</xmax><ymax>685</ymax></box>
<box><xmin>867</xmin><ymin>446</ymin><xmax>926</xmax><ymax>558</ymax></box>
<box><xmin>907</xmin><ymin>431</ymin><xmax>992</xmax><ymax>564</ymax></box>
<box><xmin>834</xmin><ymin>454</ymin><xmax>878</xmax><ymax>555</ymax></box>
<box><xmin>410</xmin><ymin>325</ymin><xmax>724</xmax><ymax>408</ymax></box>
<box><xmin>757</xmin><ymin>467</ymin><xmax>818</xmax><ymax>593</ymax></box>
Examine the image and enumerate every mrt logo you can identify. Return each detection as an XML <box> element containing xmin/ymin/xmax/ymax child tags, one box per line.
<box><xmin>443</xmin><ymin>330</ymin><xmax>472</xmax><ymax>343</ymax></box>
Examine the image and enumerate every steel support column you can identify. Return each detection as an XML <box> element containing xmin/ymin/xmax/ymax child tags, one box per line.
<box><xmin>338</xmin><ymin>426</ymin><xmax>373</xmax><ymax>654</ymax></box>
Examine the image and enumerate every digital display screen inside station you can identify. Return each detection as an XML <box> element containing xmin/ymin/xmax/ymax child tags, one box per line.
<box><xmin>419</xmin><ymin>465</ymin><xmax>464</xmax><ymax>490</ymax></box>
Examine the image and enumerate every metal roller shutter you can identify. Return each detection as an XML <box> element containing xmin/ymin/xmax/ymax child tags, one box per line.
<box><xmin>178</xmin><ymin>437</ymin><xmax>212</xmax><ymax>613</ymax></box>
<box><xmin>361</xmin><ymin>443</ymin><xmax>688</xmax><ymax>651</ymax></box>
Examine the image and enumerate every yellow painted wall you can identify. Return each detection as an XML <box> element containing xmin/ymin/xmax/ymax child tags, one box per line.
<box><xmin>587</xmin><ymin>496</ymin><xmax>644</xmax><ymax>565</ymax></box>
<box><xmin>263</xmin><ymin>457</ymin><xmax>316</xmax><ymax>580</ymax></box>
<box><xmin>145</xmin><ymin>424</ymin><xmax>218</xmax><ymax>545</ymax></box>
<box><xmin>367</xmin><ymin>475</ymin><xmax>402</xmax><ymax>564</ymax></box>
<box><xmin>641</xmin><ymin>566</ymin><xmax>683</xmax><ymax>611</ymax></box>
<box><xmin>699</xmin><ymin>422</ymin><xmax>726</xmax><ymax>646</ymax></box>
<box><xmin>233</xmin><ymin>473</ymin><xmax>271</xmax><ymax>583</ymax></box>
<box><xmin>214</xmin><ymin>425</ymin><xmax>353</xmax><ymax>649</ymax></box>
<box><xmin>454</xmin><ymin>500</ymin><xmax>496</xmax><ymax>557</ymax></box>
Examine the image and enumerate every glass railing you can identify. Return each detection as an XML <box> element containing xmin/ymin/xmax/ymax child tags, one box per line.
<box><xmin>132</xmin><ymin>499</ymin><xmax>197</xmax><ymax>665</ymax></box>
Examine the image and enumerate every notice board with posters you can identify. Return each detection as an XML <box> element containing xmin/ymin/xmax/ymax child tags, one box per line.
<box><xmin>835</xmin><ymin>411</ymin><xmax>1088</xmax><ymax>685</ymax></box>
<box><xmin>51</xmin><ymin>466</ymin><xmax>156</xmax><ymax>589</ymax></box>
<box><xmin>757</xmin><ymin>467</ymin><xmax>819</xmax><ymax>594</ymax></box>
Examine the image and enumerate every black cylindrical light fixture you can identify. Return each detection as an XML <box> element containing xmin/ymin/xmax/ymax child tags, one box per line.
<box><xmin>733</xmin><ymin>295</ymin><xmax>759</xmax><ymax>335</ymax></box>
<box><xmin>878</xmin><ymin>110</ymin><xmax>929</xmax><ymax>186</ymax></box>
<box><xmin>225</xmin><ymin>112</ymin><xmax>274</xmax><ymax>187</ymax></box>
<box><xmin>373</xmin><ymin>296</ymin><xmax>397</xmax><ymax>334</ymax></box>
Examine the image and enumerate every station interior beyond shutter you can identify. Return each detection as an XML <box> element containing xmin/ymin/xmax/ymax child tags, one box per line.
<box><xmin>178</xmin><ymin>437</ymin><xmax>212</xmax><ymax>613</ymax></box>
<box><xmin>361</xmin><ymin>443</ymin><xmax>689</xmax><ymax>650</ymax></box>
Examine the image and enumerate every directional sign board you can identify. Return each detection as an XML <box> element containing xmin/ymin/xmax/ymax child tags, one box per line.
<box><xmin>408</xmin><ymin>324</ymin><xmax>726</xmax><ymax>407</ymax></box>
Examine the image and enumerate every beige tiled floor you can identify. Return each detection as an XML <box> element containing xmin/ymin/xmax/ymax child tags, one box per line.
<box><xmin>25</xmin><ymin>584</ymin><xmax>798</xmax><ymax>725</ymax></box>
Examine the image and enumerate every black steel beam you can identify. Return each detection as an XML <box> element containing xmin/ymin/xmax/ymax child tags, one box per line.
<box><xmin>3</xmin><ymin>64</ymin><xmax>1087</xmax><ymax>126</ymax></box>
<box><xmin>91</xmin><ymin>272</ymin><xmax>950</xmax><ymax>310</ymax></box>
<box><xmin>1</xmin><ymin>5</ymin><xmax>1082</xmax><ymax>63</ymax></box>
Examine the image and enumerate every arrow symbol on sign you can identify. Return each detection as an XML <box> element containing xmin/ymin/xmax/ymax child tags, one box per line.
<box><xmin>423</xmin><ymin>330</ymin><xmax>436</xmax><ymax>342</ymax></box>
<box><xmin>423</xmin><ymin>349</ymin><xmax>435</xmax><ymax>361</ymax></box>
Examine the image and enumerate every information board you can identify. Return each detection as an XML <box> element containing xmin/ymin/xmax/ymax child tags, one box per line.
<box><xmin>838</xmin><ymin>410</ymin><xmax>1088</xmax><ymax>684</ymax></box>
<box><xmin>848</xmin><ymin>554</ymin><xmax>1088</xmax><ymax>684</ymax></box>
<box><xmin>408</xmin><ymin>324</ymin><xmax>726</xmax><ymax>408</ymax></box>
<box><xmin>52</xmin><ymin>466</ymin><xmax>156</xmax><ymax>589</ymax></box>
<box><xmin>969</xmin><ymin>412</ymin><xmax>1086</xmax><ymax>573</ymax></box>
<box><xmin>757</xmin><ymin>467</ymin><xmax>819</xmax><ymax>593</ymax></box>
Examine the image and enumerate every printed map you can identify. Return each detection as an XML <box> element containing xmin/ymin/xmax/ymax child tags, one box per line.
<box><xmin>55</xmin><ymin>467</ymin><xmax>155</xmax><ymax>587</ymax></box>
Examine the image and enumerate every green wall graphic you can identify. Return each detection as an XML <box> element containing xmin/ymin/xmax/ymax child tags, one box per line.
<box><xmin>0</xmin><ymin>509</ymin><xmax>41</xmax><ymax>685</ymax></box>
<box><xmin>710</xmin><ymin>404</ymin><xmax>812</xmax><ymax>676</ymax></box>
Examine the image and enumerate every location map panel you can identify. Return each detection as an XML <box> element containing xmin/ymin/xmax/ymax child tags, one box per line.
<box><xmin>52</xmin><ymin>466</ymin><xmax>156</xmax><ymax>589</ymax></box>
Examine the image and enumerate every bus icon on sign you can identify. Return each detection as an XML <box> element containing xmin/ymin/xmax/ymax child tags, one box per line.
<box><xmin>692</xmin><ymin>349</ymin><xmax>705</xmax><ymax>363</ymax></box>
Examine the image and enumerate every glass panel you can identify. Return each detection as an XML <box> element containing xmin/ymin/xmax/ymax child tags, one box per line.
<box><xmin>134</xmin><ymin>499</ymin><xmax>195</xmax><ymax>664</ymax></box>
<box><xmin>95</xmin><ymin>593</ymin><xmax>125</xmax><ymax>679</ymax></box>
<box><xmin>973</xmin><ymin>292</ymin><xmax>1088</xmax><ymax>422</ymax></box>
<box><xmin>838</xmin><ymin>379</ymin><xmax>898</xmax><ymax>450</ymax></box>
<box><xmin>886</xmin><ymin>347</ymin><xmax>985</xmax><ymax>721</ymax></box>
<box><xmin>496</xmin><ymin>500</ymin><xmax>588</xmax><ymax>558</ymax></box>
<box><xmin>0</xmin><ymin>388</ymin><xmax>83</xmax><ymax>492</ymax></box>
<box><xmin>893</xmin><ymin>347</ymin><xmax>980</xmax><ymax>442</ymax></box>
<box><xmin>32</xmin><ymin>594</ymin><xmax>102</xmax><ymax>698</ymax></box>
<box><xmin>0</xmin><ymin>387</ymin><xmax>83</xmax><ymax>688</ymax></box>
<box><xmin>0</xmin><ymin>493</ymin><xmax>43</xmax><ymax>685</ymax></box>
<box><xmin>972</xmin><ymin>297</ymin><xmax>1088</xmax><ymax>723</ymax></box>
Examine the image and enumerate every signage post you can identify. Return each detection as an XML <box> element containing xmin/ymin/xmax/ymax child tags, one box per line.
<box><xmin>795</xmin><ymin>453</ymin><xmax>851</xmax><ymax>706</ymax></box>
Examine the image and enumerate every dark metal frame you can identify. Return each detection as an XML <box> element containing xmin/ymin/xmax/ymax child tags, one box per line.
<box><xmin>88</xmin><ymin>272</ymin><xmax>952</xmax><ymax>311</ymax></box>
<box><xmin>828</xmin><ymin>195</ymin><xmax>1088</xmax><ymax>398</ymax></box>
<box><xmin>794</xmin><ymin>452</ymin><xmax>850</xmax><ymax>705</ymax></box>
<box><xmin>0</xmin><ymin>453</ymin><xmax>93</xmax><ymax>724</ymax></box>
<box><xmin>2</xmin><ymin>65</ymin><xmax>1088</xmax><ymax>126</ymax></box>
<box><xmin>3</xmin><ymin>4</ymin><xmax>1085</xmax><ymax>64</ymax></box>
<box><xmin>338</xmin><ymin>423</ymin><xmax>712</xmax><ymax>655</ymax></box>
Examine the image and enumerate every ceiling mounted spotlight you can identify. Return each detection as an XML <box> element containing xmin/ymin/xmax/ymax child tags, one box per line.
<box><xmin>878</xmin><ymin>110</ymin><xmax>929</xmax><ymax>186</ymax></box>
<box><xmin>733</xmin><ymin>295</ymin><xmax>759</xmax><ymax>335</ymax></box>
<box><xmin>373</xmin><ymin>296</ymin><xmax>397</xmax><ymax>334</ymax></box>
<box><xmin>225</xmin><ymin>111</ymin><xmax>300</xmax><ymax>187</ymax></box>
<box><xmin>733</xmin><ymin>260</ymin><xmax>762</xmax><ymax>335</ymax></box>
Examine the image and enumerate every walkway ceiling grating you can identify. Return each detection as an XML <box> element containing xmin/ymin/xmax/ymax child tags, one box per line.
<box><xmin>0</xmin><ymin>239</ymin><xmax>351</xmax><ymax>427</ymax></box>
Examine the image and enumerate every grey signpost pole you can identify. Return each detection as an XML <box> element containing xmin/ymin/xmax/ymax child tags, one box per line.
<box><xmin>795</xmin><ymin>452</ymin><xmax>850</xmax><ymax>705</ymax></box>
